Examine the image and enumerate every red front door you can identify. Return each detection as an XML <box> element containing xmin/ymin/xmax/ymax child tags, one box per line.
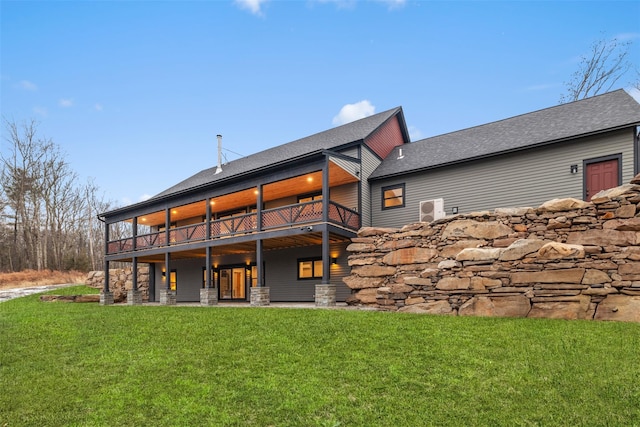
<box><xmin>585</xmin><ymin>158</ymin><xmax>619</xmax><ymax>200</ymax></box>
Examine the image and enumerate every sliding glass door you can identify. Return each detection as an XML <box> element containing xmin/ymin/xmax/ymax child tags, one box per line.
<box><xmin>219</xmin><ymin>267</ymin><xmax>246</xmax><ymax>300</ymax></box>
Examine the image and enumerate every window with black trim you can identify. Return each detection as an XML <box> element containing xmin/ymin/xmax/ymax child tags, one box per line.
<box><xmin>298</xmin><ymin>257</ymin><xmax>323</xmax><ymax>279</ymax></box>
<box><xmin>382</xmin><ymin>184</ymin><xmax>405</xmax><ymax>209</ymax></box>
<box><xmin>298</xmin><ymin>193</ymin><xmax>322</xmax><ymax>203</ymax></box>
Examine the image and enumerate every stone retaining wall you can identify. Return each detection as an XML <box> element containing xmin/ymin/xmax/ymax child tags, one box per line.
<box><xmin>86</xmin><ymin>266</ymin><xmax>150</xmax><ymax>302</ymax></box>
<box><xmin>344</xmin><ymin>176</ymin><xmax>640</xmax><ymax>322</ymax></box>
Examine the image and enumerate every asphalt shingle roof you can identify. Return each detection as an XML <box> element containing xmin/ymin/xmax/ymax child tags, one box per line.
<box><xmin>151</xmin><ymin>107</ymin><xmax>402</xmax><ymax>199</ymax></box>
<box><xmin>370</xmin><ymin>89</ymin><xmax>640</xmax><ymax>180</ymax></box>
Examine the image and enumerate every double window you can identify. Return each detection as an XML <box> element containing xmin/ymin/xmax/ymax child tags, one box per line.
<box><xmin>298</xmin><ymin>257</ymin><xmax>323</xmax><ymax>279</ymax></box>
<box><xmin>382</xmin><ymin>184</ymin><xmax>405</xmax><ymax>209</ymax></box>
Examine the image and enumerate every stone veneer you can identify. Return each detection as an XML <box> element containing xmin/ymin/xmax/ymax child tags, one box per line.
<box><xmin>343</xmin><ymin>175</ymin><xmax>640</xmax><ymax>322</ymax></box>
<box><xmin>86</xmin><ymin>266</ymin><xmax>150</xmax><ymax>303</ymax></box>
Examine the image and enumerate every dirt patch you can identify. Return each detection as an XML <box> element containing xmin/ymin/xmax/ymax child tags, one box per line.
<box><xmin>0</xmin><ymin>270</ymin><xmax>85</xmax><ymax>290</ymax></box>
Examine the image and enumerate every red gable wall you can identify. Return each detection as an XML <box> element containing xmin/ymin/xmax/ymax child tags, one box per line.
<box><xmin>364</xmin><ymin>115</ymin><xmax>405</xmax><ymax>159</ymax></box>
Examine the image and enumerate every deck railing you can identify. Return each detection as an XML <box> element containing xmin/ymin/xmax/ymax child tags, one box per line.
<box><xmin>107</xmin><ymin>200</ymin><xmax>360</xmax><ymax>254</ymax></box>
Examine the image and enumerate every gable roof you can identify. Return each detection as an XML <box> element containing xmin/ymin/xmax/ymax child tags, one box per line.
<box><xmin>370</xmin><ymin>90</ymin><xmax>640</xmax><ymax>180</ymax></box>
<box><xmin>151</xmin><ymin>107</ymin><xmax>404</xmax><ymax>200</ymax></box>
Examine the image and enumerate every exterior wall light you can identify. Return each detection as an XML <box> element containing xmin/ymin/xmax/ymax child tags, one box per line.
<box><xmin>570</xmin><ymin>164</ymin><xmax>578</xmax><ymax>174</ymax></box>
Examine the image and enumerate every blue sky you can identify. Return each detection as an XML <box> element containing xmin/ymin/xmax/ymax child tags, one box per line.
<box><xmin>2</xmin><ymin>0</ymin><xmax>639</xmax><ymax>208</ymax></box>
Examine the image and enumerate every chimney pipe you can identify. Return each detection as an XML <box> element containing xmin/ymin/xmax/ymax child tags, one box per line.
<box><xmin>215</xmin><ymin>134</ymin><xmax>223</xmax><ymax>174</ymax></box>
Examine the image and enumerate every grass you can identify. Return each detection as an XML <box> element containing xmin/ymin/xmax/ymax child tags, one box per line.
<box><xmin>1</xmin><ymin>286</ymin><xmax>639</xmax><ymax>426</ymax></box>
<box><xmin>0</xmin><ymin>269</ymin><xmax>85</xmax><ymax>290</ymax></box>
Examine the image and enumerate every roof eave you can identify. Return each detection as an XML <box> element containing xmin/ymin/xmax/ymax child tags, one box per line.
<box><xmin>99</xmin><ymin>149</ymin><xmax>328</xmax><ymax>218</ymax></box>
<box><xmin>370</xmin><ymin>122</ymin><xmax>640</xmax><ymax>181</ymax></box>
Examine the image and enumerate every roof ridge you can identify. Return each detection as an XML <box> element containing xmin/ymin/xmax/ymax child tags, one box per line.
<box><xmin>412</xmin><ymin>89</ymin><xmax>631</xmax><ymax>143</ymax></box>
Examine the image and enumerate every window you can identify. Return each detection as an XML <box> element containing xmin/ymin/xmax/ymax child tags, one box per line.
<box><xmin>169</xmin><ymin>269</ymin><xmax>177</xmax><ymax>291</ymax></box>
<box><xmin>298</xmin><ymin>258</ymin><xmax>323</xmax><ymax>279</ymax></box>
<box><xmin>298</xmin><ymin>193</ymin><xmax>322</xmax><ymax>203</ymax></box>
<box><xmin>382</xmin><ymin>184</ymin><xmax>405</xmax><ymax>209</ymax></box>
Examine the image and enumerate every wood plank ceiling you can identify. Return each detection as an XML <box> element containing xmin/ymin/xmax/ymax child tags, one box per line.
<box><xmin>135</xmin><ymin>162</ymin><xmax>358</xmax><ymax>227</ymax></box>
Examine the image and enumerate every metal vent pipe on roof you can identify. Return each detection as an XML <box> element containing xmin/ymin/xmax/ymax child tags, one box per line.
<box><xmin>215</xmin><ymin>134</ymin><xmax>223</xmax><ymax>174</ymax></box>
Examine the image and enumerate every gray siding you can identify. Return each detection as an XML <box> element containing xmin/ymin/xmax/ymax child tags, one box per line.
<box><xmin>372</xmin><ymin>129</ymin><xmax>636</xmax><ymax>228</ymax></box>
<box><xmin>360</xmin><ymin>146</ymin><xmax>382</xmax><ymax>227</ymax></box>
<box><xmin>154</xmin><ymin>258</ymin><xmax>203</xmax><ymax>302</ymax></box>
<box><xmin>265</xmin><ymin>195</ymin><xmax>297</xmax><ymax>209</ymax></box>
<box><xmin>330</xmin><ymin>183</ymin><xmax>358</xmax><ymax>211</ymax></box>
<box><xmin>152</xmin><ymin>242</ymin><xmax>351</xmax><ymax>302</ymax></box>
<box><xmin>266</xmin><ymin>242</ymin><xmax>351</xmax><ymax>302</ymax></box>
<box><xmin>337</xmin><ymin>146</ymin><xmax>359</xmax><ymax>159</ymax></box>
<box><xmin>329</xmin><ymin>155</ymin><xmax>359</xmax><ymax>176</ymax></box>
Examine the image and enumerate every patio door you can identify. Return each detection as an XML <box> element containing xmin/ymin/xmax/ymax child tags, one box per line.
<box><xmin>219</xmin><ymin>267</ymin><xmax>246</xmax><ymax>300</ymax></box>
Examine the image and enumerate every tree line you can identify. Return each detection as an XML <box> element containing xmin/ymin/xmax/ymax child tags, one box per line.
<box><xmin>0</xmin><ymin>118</ymin><xmax>115</xmax><ymax>272</ymax></box>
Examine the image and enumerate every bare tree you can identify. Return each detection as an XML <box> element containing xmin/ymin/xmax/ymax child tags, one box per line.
<box><xmin>560</xmin><ymin>36</ymin><xmax>636</xmax><ymax>103</ymax></box>
<box><xmin>0</xmin><ymin>118</ymin><xmax>116</xmax><ymax>272</ymax></box>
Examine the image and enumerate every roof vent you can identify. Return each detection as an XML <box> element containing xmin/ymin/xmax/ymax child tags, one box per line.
<box><xmin>215</xmin><ymin>134</ymin><xmax>223</xmax><ymax>174</ymax></box>
<box><xmin>397</xmin><ymin>148</ymin><xmax>404</xmax><ymax>160</ymax></box>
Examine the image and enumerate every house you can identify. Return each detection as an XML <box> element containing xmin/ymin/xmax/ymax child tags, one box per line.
<box><xmin>99</xmin><ymin>106</ymin><xmax>410</xmax><ymax>305</ymax></box>
<box><xmin>370</xmin><ymin>89</ymin><xmax>640</xmax><ymax>228</ymax></box>
<box><xmin>99</xmin><ymin>89</ymin><xmax>640</xmax><ymax>305</ymax></box>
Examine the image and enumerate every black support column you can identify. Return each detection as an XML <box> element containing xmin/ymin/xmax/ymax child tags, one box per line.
<box><xmin>316</xmin><ymin>156</ymin><xmax>336</xmax><ymax>307</ymax></box>
<box><xmin>100</xmin><ymin>221</ymin><xmax>114</xmax><ymax>305</ymax></box>
<box><xmin>160</xmin><ymin>251</ymin><xmax>175</xmax><ymax>305</ymax></box>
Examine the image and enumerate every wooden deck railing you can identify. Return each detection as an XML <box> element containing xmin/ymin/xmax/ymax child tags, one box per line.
<box><xmin>107</xmin><ymin>201</ymin><xmax>360</xmax><ymax>254</ymax></box>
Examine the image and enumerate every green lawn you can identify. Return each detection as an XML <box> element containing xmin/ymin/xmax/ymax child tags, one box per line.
<box><xmin>1</xmin><ymin>286</ymin><xmax>639</xmax><ymax>426</ymax></box>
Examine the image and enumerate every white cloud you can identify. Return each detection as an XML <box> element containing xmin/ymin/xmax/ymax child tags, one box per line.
<box><xmin>139</xmin><ymin>194</ymin><xmax>152</xmax><ymax>202</ymax></box>
<box><xmin>315</xmin><ymin>0</ymin><xmax>404</xmax><ymax>10</ymax></box>
<box><xmin>377</xmin><ymin>0</ymin><xmax>406</xmax><ymax>10</ymax></box>
<box><xmin>613</xmin><ymin>32</ymin><xmax>640</xmax><ymax>41</ymax></box>
<box><xmin>33</xmin><ymin>106</ymin><xmax>48</xmax><ymax>117</ymax></box>
<box><xmin>19</xmin><ymin>80</ymin><xmax>37</xmax><ymax>91</ymax></box>
<box><xmin>121</xmin><ymin>197</ymin><xmax>132</xmax><ymax>206</ymax></box>
<box><xmin>523</xmin><ymin>83</ymin><xmax>556</xmax><ymax>92</ymax></box>
<box><xmin>234</xmin><ymin>0</ymin><xmax>268</xmax><ymax>15</ymax></box>
<box><xmin>332</xmin><ymin>100</ymin><xmax>376</xmax><ymax>125</ymax></box>
<box><xmin>94</xmin><ymin>103</ymin><xmax>103</xmax><ymax>111</ymax></box>
<box><xmin>59</xmin><ymin>98</ymin><xmax>74</xmax><ymax>107</ymax></box>
<box><xmin>408</xmin><ymin>125</ymin><xmax>423</xmax><ymax>141</ymax></box>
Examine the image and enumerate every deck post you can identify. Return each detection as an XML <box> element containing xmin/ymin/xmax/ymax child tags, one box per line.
<box><xmin>165</xmin><ymin>208</ymin><xmax>171</xmax><ymax>246</ymax></box>
<box><xmin>160</xmin><ymin>252</ymin><xmax>176</xmax><ymax>305</ymax></box>
<box><xmin>257</xmin><ymin>184</ymin><xmax>263</xmax><ymax>232</ymax></box>
<box><xmin>201</xmin><ymin>246</ymin><xmax>218</xmax><ymax>305</ymax></box>
<box><xmin>316</xmin><ymin>225</ymin><xmax>336</xmax><ymax>307</ymax></box>
<box><xmin>206</xmin><ymin>198</ymin><xmax>211</xmax><ymax>240</ymax></box>
<box><xmin>250</xmin><ymin>239</ymin><xmax>269</xmax><ymax>306</ymax></box>
<box><xmin>128</xmin><ymin>256</ymin><xmax>142</xmax><ymax>305</ymax></box>
<box><xmin>314</xmin><ymin>153</ymin><xmax>335</xmax><ymax>307</ymax></box>
<box><xmin>132</xmin><ymin>216</ymin><xmax>137</xmax><ymax>251</ymax></box>
<box><xmin>100</xmin><ymin>222</ymin><xmax>114</xmax><ymax>305</ymax></box>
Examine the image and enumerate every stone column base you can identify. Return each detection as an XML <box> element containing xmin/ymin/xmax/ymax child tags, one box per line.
<box><xmin>200</xmin><ymin>288</ymin><xmax>218</xmax><ymax>306</ymax></box>
<box><xmin>315</xmin><ymin>284</ymin><xmax>336</xmax><ymax>307</ymax></box>
<box><xmin>127</xmin><ymin>290</ymin><xmax>143</xmax><ymax>305</ymax></box>
<box><xmin>159</xmin><ymin>289</ymin><xmax>177</xmax><ymax>305</ymax></box>
<box><xmin>100</xmin><ymin>291</ymin><xmax>114</xmax><ymax>306</ymax></box>
<box><xmin>250</xmin><ymin>287</ymin><xmax>270</xmax><ymax>307</ymax></box>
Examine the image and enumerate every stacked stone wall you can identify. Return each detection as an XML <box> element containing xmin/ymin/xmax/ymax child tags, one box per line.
<box><xmin>86</xmin><ymin>266</ymin><xmax>150</xmax><ymax>302</ymax></box>
<box><xmin>344</xmin><ymin>176</ymin><xmax>640</xmax><ymax>322</ymax></box>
